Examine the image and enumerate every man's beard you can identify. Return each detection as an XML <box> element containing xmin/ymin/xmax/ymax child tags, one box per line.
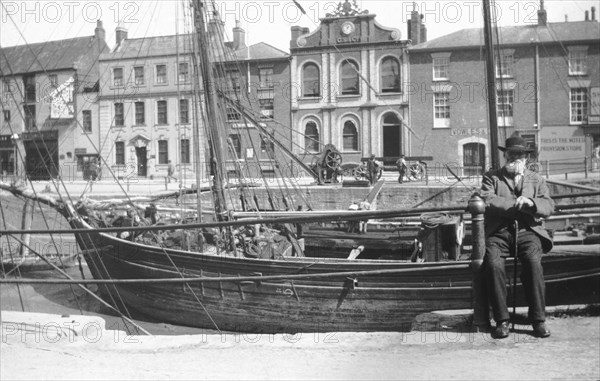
<box><xmin>504</xmin><ymin>159</ymin><xmax>526</xmax><ymax>176</ymax></box>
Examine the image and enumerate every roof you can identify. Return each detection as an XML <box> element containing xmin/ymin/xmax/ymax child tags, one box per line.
<box><xmin>0</xmin><ymin>36</ymin><xmax>107</xmax><ymax>75</ymax></box>
<box><xmin>104</xmin><ymin>35</ymin><xmax>288</xmax><ymax>61</ymax></box>
<box><xmin>229</xmin><ymin>42</ymin><xmax>289</xmax><ymax>61</ymax></box>
<box><xmin>411</xmin><ymin>21</ymin><xmax>600</xmax><ymax>51</ymax></box>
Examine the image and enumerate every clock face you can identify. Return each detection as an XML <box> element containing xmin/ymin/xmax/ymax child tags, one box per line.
<box><xmin>341</xmin><ymin>22</ymin><xmax>354</xmax><ymax>35</ymax></box>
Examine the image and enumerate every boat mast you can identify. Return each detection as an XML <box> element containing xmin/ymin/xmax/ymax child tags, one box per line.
<box><xmin>191</xmin><ymin>0</ymin><xmax>228</xmax><ymax>220</ymax></box>
<box><xmin>482</xmin><ymin>0</ymin><xmax>500</xmax><ymax>170</ymax></box>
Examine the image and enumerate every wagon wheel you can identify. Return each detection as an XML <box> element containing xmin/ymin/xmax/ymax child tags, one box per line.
<box><xmin>407</xmin><ymin>163</ymin><xmax>425</xmax><ymax>181</ymax></box>
<box><xmin>324</xmin><ymin>151</ymin><xmax>342</xmax><ymax>170</ymax></box>
<box><xmin>353</xmin><ymin>166</ymin><xmax>367</xmax><ymax>181</ymax></box>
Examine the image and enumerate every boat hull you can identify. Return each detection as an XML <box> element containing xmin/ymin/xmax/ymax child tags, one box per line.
<box><xmin>71</xmin><ymin>219</ymin><xmax>600</xmax><ymax>333</ymax></box>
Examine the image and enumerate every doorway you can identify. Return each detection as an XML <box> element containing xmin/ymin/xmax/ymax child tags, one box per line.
<box><xmin>136</xmin><ymin>146</ymin><xmax>147</xmax><ymax>177</ymax></box>
<box><xmin>382</xmin><ymin>113</ymin><xmax>401</xmax><ymax>159</ymax></box>
<box><xmin>463</xmin><ymin>142</ymin><xmax>486</xmax><ymax>177</ymax></box>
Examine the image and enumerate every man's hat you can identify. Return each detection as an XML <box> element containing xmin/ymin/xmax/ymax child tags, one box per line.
<box><xmin>498</xmin><ymin>136</ymin><xmax>534</xmax><ymax>153</ymax></box>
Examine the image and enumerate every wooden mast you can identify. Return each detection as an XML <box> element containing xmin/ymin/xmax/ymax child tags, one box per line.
<box><xmin>482</xmin><ymin>0</ymin><xmax>500</xmax><ymax>170</ymax></box>
<box><xmin>191</xmin><ymin>0</ymin><xmax>228</xmax><ymax>220</ymax></box>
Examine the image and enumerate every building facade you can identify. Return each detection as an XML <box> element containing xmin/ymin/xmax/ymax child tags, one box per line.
<box><xmin>289</xmin><ymin>2</ymin><xmax>417</xmax><ymax>165</ymax></box>
<box><xmin>409</xmin><ymin>4</ymin><xmax>600</xmax><ymax>176</ymax></box>
<box><xmin>97</xmin><ymin>21</ymin><xmax>291</xmax><ymax>182</ymax></box>
<box><xmin>0</xmin><ymin>21</ymin><xmax>107</xmax><ymax>180</ymax></box>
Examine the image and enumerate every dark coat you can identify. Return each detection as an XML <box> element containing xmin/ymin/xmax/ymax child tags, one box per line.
<box><xmin>480</xmin><ymin>167</ymin><xmax>555</xmax><ymax>253</ymax></box>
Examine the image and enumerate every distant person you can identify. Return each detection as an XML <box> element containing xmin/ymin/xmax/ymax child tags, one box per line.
<box><xmin>167</xmin><ymin>160</ymin><xmax>177</xmax><ymax>183</ymax></box>
<box><xmin>90</xmin><ymin>158</ymin><xmax>99</xmax><ymax>181</ymax></box>
<box><xmin>480</xmin><ymin>136</ymin><xmax>554</xmax><ymax>339</ymax></box>
<box><xmin>396</xmin><ymin>154</ymin><xmax>407</xmax><ymax>184</ymax></box>
<box><xmin>366</xmin><ymin>154</ymin><xmax>379</xmax><ymax>185</ymax></box>
<box><xmin>593</xmin><ymin>144</ymin><xmax>599</xmax><ymax>171</ymax></box>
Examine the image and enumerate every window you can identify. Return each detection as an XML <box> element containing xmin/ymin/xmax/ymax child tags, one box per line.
<box><xmin>115</xmin><ymin>142</ymin><xmax>125</xmax><ymax>165</ymax></box>
<box><xmin>156</xmin><ymin>64</ymin><xmax>167</xmax><ymax>84</ymax></box>
<box><xmin>180</xmin><ymin>139</ymin><xmax>190</xmax><ymax>164</ymax></box>
<box><xmin>2</xmin><ymin>79</ymin><xmax>11</xmax><ymax>95</ymax></box>
<box><xmin>340</xmin><ymin>60</ymin><xmax>359</xmax><ymax>95</ymax></box>
<box><xmin>342</xmin><ymin>120</ymin><xmax>358</xmax><ymax>151</ymax></box>
<box><xmin>228</xmin><ymin>70</ymin><xmax>241</xmax><ymax>92</ymax></box>
<box><xmin>134</xmin><ymin>66</ymin><xmax>145</xmax><ymax>85</ymax></box>
<box><xmin>82</xmin><ymin>110</ymin><xmax>92</xmax><ymax>132</ymax></box>
<box><xmin>179</xmin><ymin>99</ymin><xmax>189</xmax><ymax>124</ymax></box>
<box><xmin>229</xmin><ymin>134</ymin><xmax>241</xmax><ymax>158</ymax></box>
<box><xmin>259</xmin><ymin>97</ymin><xmax>274</xmax><ymax>119</ymax></box>
<box><xmin>380</xmin><ymin>57</ymin><xmax>401</xmax><ymax>93</ymax></box>
<box><xmin>226</xmin><ymin>107</ymin><xmax>241</xmax><ymax>122</ymax></box>
<box><xmin>3</xmin><ymin>110</ymin><xmax>10</xmax><ymax>122</ymax></box>
<box><xmin>433</xmin><ymin>92</ymin><xmax>450</xmax><ymax>128</ymax></box>
<box><xmin>23</xmin><ymin>75</ymin><xmax>36</xmax><ymax>102</ymax></box>
<box><xmin>49</xmin><ymin>74</ymin><xmax>58</xmax><ymax>87</ymax></box>
<box><xmin>497</xmin><ymin>89</ymin><xmax>514</xmax><ymax>126</ymax></box>
<box><xmin>569</xmin><ymin>48</ymin><xmax>587</xmax><ymax>75</ymax></box>
<box><xmin>24</xmin><ymin>104</ymin><xmax>35</xmax><ymax>130</ymax></box>
<box><xmin>304</xmin><ymin>121</ymin><xmax>319</xmax><ymax>152</ymax></box>
<box><xmin>496</xmin><ymin>52</ymin><xmax>514</xmax><ymax>78</ymax></box>
<box><xmin>178</xmin><ymin>62</ymin><xmax>189</xmax><ymax>83</ymax></box>
<box><xmin>302</xmin><ymin>63</ymin><xmax>320</xmax><ymax>97</ymax></box>
<box><xmin>433</xmin><ymin>57</ymin><xmax>449</xmax><ymax>80</ymax></box>
<box><xmin>570</xmin><ymin>88</ymin><xmax>588</xmax><ymax>123</ymax></box>
<box><xmin>157</xmin><ymin>100</ymin><xmax>168</xmax><ymax>124</ymax></box>
<box><xmin>259</xmin><ymin>68</ymin><xmax>273</xmax><ymax>89</ymax></box>
<box><xmin>113</xmin><ymin>68</ymin><xmax>123</xmax><ymax>87</ymax></box>
<box><xmin>158</xmin><ymin>140</ymin><xmax>168</xmax><ymax>164</ymax></box>
<box><xmin>114</xmin><ymin>103</ymin><xmax>124</xmax><ymax>126</ymax></box>
<box><xmin>135</xmin><ymin>102</ymin><xmax>145</xmax><ymax>125</ymax></box>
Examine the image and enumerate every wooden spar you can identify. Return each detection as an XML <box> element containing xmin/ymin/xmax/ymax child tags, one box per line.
<box><xmin>0</xmin><ymin>263</ymin><xmax>471</xmax><ymax>284</ymax></box>
<box><xmin>192</xmin><ymin>1</ymin><xmax>227</xmax><ymax>220</ymax></box>
<box><xmin>482</xmin><ymin>0</ymin><xmax>500</xmax><ymax>170</ymax></box>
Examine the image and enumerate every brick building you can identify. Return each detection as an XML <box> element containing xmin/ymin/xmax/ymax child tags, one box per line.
<box><xmin>289</xmin><ymin>1</ymin><xmax>418</xmax><ymax>165</ymax></box>
<box><xmin>409</xmin><ymin>3</ymin><xmax>600</xmax><ymax>176</ymax></box>
<box><xmin>0</xmin><ymin>21</ymin><xmax>108</xmax><ymax>180</ymax></box>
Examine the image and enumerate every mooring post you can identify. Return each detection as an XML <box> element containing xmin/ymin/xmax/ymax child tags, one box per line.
<box><xmin>468</xmin><ymin>194</ymin><xmax>489</xmax><ymax>330</ymax></box>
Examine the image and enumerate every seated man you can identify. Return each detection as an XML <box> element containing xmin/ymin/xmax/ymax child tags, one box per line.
<box><xmin>480</xmin><ymin>136</ymin><xmax>554</xmax><ymax>339</ymax></box>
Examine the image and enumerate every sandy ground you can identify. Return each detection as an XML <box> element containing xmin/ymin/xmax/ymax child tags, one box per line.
<box><xmin>1</xmin><ymin>308</ymin><xmax>599</xmax><ymax>381</ymax></box>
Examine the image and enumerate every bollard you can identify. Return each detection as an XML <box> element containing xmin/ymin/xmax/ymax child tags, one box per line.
<box><xmin>565</xmin><ymin>172</ymin><xmax>568</xmax><ymax>180</ymax></box>
<box><xmin>468</xmin><ymin>194</ymin><xmax>489</xmax><ymax>330</ymax></box>
<box><xmin>165</xmin><ymin>176</ymin><xmax>168</xmax><ymax>190</ymax></box>
<box><xmin>585</xmin><ymin>158</ymin><xmax>588</xmax><ymax>179</ymax></box>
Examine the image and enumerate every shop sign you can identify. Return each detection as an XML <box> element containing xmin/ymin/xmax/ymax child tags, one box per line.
<box><xmin>450</xmin><ymin>128</ymin><xmax>488</xmax><ymax>136</ymax></box>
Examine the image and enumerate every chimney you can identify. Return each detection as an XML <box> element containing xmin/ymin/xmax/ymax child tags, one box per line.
<box><xmin>585</xmin><ymin>10</ymin><xmax>589</xmax><ymax>21</ymax></box>
<box><xmin>538</xmin><ymin>0</ymin><xmax>547</xmax><ymax>26</ymax></box>
<box><xmin>95</xmin><ymin>20</ymin><xmax>105</xmax><ymax>42</ymax></box>
<box><xmin>232</xmin><ymin>20</ymin><xmax>246</xmax><ymax>50</ymax></box>
<box><xmin>407</xmin><ymin>3</ymin><xmax>422</xmax><ymax>44</ymax></box>
<box><xmin>290</xmin><ymin>26</ymin><xmax>304</xmax><ymax>48</ymax></box>
<box><xmin>592</xmin><ymin>7</ymin><xmax>597</xmax><ymax>21</ymax></box>
<box><xmin>419</xmin><ymin>15</ymin><xmax>427</xmax><ymax>43</ymax></box>
<box><xmin>115</xmin><ymin>23</ymin><xmax>128</xmax><ymax>46</ymax></box>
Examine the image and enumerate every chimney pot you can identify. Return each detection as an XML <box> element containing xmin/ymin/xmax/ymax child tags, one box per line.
<box><xmin>232</xmin><ymin>20</ymin><xmax>246</xmax><ymax>50</ymax></box>
<box><xmin>592</xmin><ymin>7</ymin><xmax>596</xmax><ymax>21</ymax></box>
<box><xmin>585</xmin><ymin>10</ymin><xmax>589</xmax><ymax>21</ymax></box>
<box><xmin>115</xmin><ymin>24</ymin><xmax>128</xmax><ymax>46</ymax></box>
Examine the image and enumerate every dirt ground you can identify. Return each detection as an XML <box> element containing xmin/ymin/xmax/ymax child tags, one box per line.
<box><xmin>1</xmin><ymin>307</ymin><xmax>599</xmax><ymax>381</ymax></box>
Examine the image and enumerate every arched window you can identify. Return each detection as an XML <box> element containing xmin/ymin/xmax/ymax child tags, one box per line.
<box><xmin>342</xmin><ymin>120</ymin><xmax>358</xmax><ymax>151</ymax></box>
<box><xmin>302</xmin><ymin>63</ymin><xmax>320</xmax><ymax>97</ymax></box>
<box><xmin>340</xmin><ymin>59</ymin><xmax>359</xmax><ymax>95</ymax></box>
<box><xmin>304</xmin><ymin>121</ymin><xmax>319</xmax><ymax>152</ymax></box>
<box><xmin>380</xmin><ymin>57</ymin><xmax>401</xmax><ymax>93</ymax></box>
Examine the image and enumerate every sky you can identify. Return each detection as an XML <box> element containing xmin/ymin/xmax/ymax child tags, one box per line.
<box><xmin>1</xmin><ymin>0</ymin><xmax>598</xmax><ymax>52</ymax></box>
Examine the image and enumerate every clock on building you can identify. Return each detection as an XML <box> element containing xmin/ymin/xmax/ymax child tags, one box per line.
<box><xmin>341</xmin><ymin>22</ymin><xmax>355</xmax><ymax>35</ymax></box>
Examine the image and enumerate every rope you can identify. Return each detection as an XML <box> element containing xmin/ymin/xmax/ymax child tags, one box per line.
<box><xmin>420</xmin><ymin>212</ymin><xmax>455</xmax><ymax>229</ymax></box>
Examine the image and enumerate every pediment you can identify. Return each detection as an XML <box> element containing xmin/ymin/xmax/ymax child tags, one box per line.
<box><xmin>129</xmin><ymin>134</ymin><xmax>151</xmax><ymax>147</ymax></box>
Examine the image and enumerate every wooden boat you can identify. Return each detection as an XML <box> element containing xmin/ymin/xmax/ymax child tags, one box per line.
<box><xmin>1</xmin><ymin>0</ymin><xmax>599</xmax><ymax>334</ymax></box>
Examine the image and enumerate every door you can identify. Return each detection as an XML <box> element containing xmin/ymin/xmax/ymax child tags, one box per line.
<box><xmin>382</xmin><ymin>113</ymin><xmax>401</xmax><ymax>159</ymax></box>
<box><xmin>136</xmin><ymin>147</ymin><xmax>147</xmax><ymax>177</ymax></box>
<box><xmin>463</xmin><ymin>142</ymin><xmax>486</xmax><ymax>177</ymax></box>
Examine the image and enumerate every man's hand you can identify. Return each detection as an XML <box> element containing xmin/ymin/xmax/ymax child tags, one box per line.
<box><xmin>515</xmin><ymin>196</ymin><xmax>534</xmax><ymax>210</ymax></box>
